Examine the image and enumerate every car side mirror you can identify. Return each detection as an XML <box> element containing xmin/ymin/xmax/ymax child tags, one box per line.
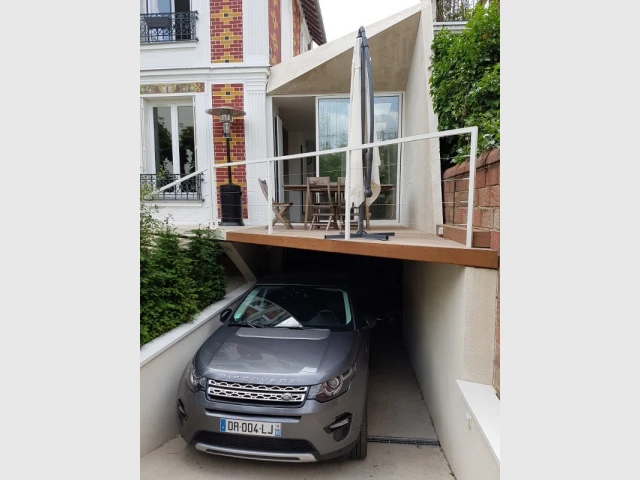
<box><xmin>219</xmin><ymin>308</ymin><xmax>232</xmax><ymax>323</ymax></box>
<box><xmin>364</xmin><ymin>314</ymin><xmax>377</xmax><ymax>329</ymax></box>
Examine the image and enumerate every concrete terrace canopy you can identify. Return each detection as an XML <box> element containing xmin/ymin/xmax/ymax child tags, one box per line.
<box><xmin>266</xmin><ymin>3</ymin><xmax>424</xmax><ymax>95</ymax></box>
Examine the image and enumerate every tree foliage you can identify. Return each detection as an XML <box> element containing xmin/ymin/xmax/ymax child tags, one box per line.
<box><xmin>429</xmin><ymin>0</ymin><xmax>500</xmax><ymax>164</ymax></box>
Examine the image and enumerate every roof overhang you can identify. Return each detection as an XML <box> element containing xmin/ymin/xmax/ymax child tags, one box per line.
<box><xmin>267</xmin><ymin>3</ymin><xmax>425</xmax><ymax>96</ymax></box>
<box><xmin>300</xmin><ymin>0</ymin><xmax>327</xmax><ymax>45</ymax></box>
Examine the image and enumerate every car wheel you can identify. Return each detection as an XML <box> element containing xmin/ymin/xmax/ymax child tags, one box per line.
<box><xmin>348</xmin><ymin>402</ymin><xmax>368</xmax><ymax>460</ymax></box>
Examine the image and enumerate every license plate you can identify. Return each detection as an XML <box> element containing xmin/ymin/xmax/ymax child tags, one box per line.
<box><xmin>220</xmin><ymin>418</ymin><xmax>282</xmax><ymax>437</ymax></box>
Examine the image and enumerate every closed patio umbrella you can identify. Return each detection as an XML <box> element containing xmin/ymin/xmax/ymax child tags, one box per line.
<box><xmin>325</xmin><ymin>27</ymin><xmax>394</xmax><ymax>241</ymax></box>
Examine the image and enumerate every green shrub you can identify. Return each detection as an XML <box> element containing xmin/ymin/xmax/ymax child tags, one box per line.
<box><xmin>139</xmin><ymin>184</ymin><xmax>228</xmax><ymax>346</ymax></box>
<box><xmin>140</xmin><ymin>228</ymin><xmax>200</xmax><ymax>346</ymax></box>
<box><xmin>429</xmin><ymin>0</ymin><xmax>500</xmax><ymax>164</ymax></box>
<box><xmin>185</xmin><ymin>228</ymin><xmax>227</xmax><ymax>310</ymax></box>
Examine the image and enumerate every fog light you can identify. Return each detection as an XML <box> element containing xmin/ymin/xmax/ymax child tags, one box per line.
<box><xmin>329</xmin><ymin>417</ymin><xmax>350</xmax><ymax>430</ymax></box>
<box><xmin>178</xmin><ymin>400</ymin><xmax>187</xmax><ymax>420</ymax></box>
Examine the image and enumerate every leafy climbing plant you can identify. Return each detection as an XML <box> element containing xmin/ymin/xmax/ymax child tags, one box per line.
<box><xmin>429</xmin><ymin>0</ymin><xmax>500</xmax><ymax>164</ymax></box>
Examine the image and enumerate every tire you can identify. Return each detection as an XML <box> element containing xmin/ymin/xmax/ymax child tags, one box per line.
<box><xmin>348</xmin><ymin>402</ymin><xmax>368</xmax><ymax>460</ymax></box>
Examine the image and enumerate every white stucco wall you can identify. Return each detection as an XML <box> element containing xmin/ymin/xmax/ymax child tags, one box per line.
<box><xmin>400</xmin><ymin>7</ymin><xmax>442</xmax><ymax>233</ymax></box>
<box><xmin>140</xmin><ymin>284</ymin><xmax>252</xmax><ymax>456</ymax></box>
<box><xmin>403</xmin><ymin>261</ymin><xmax>498</xmax><ymax>480</ymax></box>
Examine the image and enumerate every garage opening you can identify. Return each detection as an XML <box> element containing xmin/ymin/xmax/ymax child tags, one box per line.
<box><xmin>279</xmin><ymin>247</ymin><xmax>439</xmax><ymax>444</ymax></box>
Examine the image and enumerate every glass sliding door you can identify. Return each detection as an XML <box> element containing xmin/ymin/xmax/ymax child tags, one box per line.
<box><xmin>317</xmin><ymin>98</ymin><xmax>349</xmax><ymax>181</ymax></box>
<box><xmin>316</xmin><ymin>95</ymin><xmax>400</xmax><ymax>220</ymax></box>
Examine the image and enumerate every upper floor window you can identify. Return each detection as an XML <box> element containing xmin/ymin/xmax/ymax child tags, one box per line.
<box><xmin>140</xmin><ymin>0</ymin><xmax>198</xmax><ymax>44</ymax></box>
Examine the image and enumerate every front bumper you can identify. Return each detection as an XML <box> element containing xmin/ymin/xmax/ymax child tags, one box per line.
<box><xmin>177</xmin><ymin>373</ymin><xmax>367</xmax><ymax>462</ymax></box>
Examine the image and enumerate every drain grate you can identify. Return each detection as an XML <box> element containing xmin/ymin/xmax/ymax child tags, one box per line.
<box><xmin>367</xmin><ymin>435</ymin><xmax>440</xmax><ymax>446</ymax></box>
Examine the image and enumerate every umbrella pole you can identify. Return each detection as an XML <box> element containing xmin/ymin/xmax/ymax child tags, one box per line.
<box><xmin>326</xmin><ymin>27</ymin><xmax>395</xmax><ymax>241</ymax></box>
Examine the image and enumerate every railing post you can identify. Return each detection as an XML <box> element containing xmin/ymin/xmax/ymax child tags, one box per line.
<box><xmin>344</xmin><ymin>150</ymin><xmax>351</xmax><ymax>241</ymax></box>
<box><xmin>209</xmin><ymin>166</ymin><xmax>218</xmax><ymax>229</ymax></box>
<box><xmin>466</xmin><ymin>127</ymin><xmax>478</xmax><ymax>248</ymax></box>
<box><xmin>267</xmin><ymin>160</ymin><xmax>273</xmax><ymax>235</ymax></box>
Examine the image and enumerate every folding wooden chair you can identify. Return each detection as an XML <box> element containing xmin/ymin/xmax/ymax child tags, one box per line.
<box><xmin>258</xmin><ymin>178</ymin><xmax>293</xmax><ymax>229</ymax></box>
<box><xmin>307</xmin><ymin>177</ymin><xmax>338</xmax><ymax>231</ymax></box>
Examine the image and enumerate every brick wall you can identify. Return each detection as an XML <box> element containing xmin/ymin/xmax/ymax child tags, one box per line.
<box><xmin>443</xmin><ymin>148</ymin><xmax>500</xmax><ymax>394</ymax></box>
<box><xmin>212</xmin><ymin>84</ymin><xmax>247</xmax><ymax>219</ymax></box>
<box><xmin>269</xmin><ymin>0</ymin><xmax>282</xmax><ymax>65</ymax></box>
<box><xmin>292</xmin><ymin>0</ymin><xmax>301</xmax><ymax>56</ymax></box>
<box><xmin>443</xmin><ymin>148</ymin><xmax>500</xmax><ymax>248</ymax></box>
<box><xmin>211</xmin><ymin>0</ymin><xmax>243</xmax><ymax>63</ymax></box>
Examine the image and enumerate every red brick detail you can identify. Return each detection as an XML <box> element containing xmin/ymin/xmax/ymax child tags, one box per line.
<box><xmin>478</xmin><ymin>187</ymin><xmax>491</xmax><ymax>207</ymax></box>
<box><xmin>473</xmin><ymin>208</ymin><xmax>481</xmax><ymax>228</ymax></box>
<box><xmin>481</xmin><ymin>208</ymin><xmax>494</xmax><ymax>229</ymax></box>
<box><xmin>441</xmin><ymin>150</ymin><xmax>499</xmax><ymax>250</ymax></box>
<box><xmin>487</xmin><ymin>164</ymin><xmax>500</xmax><ymax>186</ymax></box>
<box><xmin>454</xmin><ymin>207</ymin><xmax>467</xmax><ymax>225</ymax></box>
<box><xmin>490</xmin><ymin>185</ymin><xmax>500</xmax><ymax>207</ymax></box>
<box><xmin>269</xmin><ymin>0</ymin><xmax>281</xmax><ymax>65</ymax></box>
<box><xmin>475</xmin><ymin>168</ymin><xmax>486</xmax><ymax>188</ymax></box>
<box><xmin>292</xmin><ymin>0</ymin><xmax>301</xmax><ymax>56</ymax></box>
<box><xmin>210</xmin><ymin>0</ymin><xmax>243</xmax><ymax>64</ymax></box>
<box><xmin>454</xmin><ymin>189</ymin><xmax>468</xmax><ymax>207</ymax></box>
<box><xmin>211</xmin><ymin>84</ymin><xmax>247</xmax><ymax>219</ymax></box>
<box><xmin>444</xmin><ymin>206</ymin><xmax>453</xmax><ymax>223</ymax></box>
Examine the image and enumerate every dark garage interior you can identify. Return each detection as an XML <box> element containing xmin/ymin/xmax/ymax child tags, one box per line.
<box><xmin>270</xmin><ymin>247</ymin><xmax>440</xmax><ymax>444</ymax></box>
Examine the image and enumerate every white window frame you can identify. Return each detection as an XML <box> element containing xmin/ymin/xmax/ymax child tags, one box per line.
<box><xmin>142</xmin><ymin>97</ymin><xmax>196</xmax><ymax>176</ymax></box>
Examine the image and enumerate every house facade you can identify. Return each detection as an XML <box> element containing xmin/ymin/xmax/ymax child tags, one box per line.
<box><xmin>140</xmin><ymin>0</ymin><xmax>325</xmax><ymax>226</ymax></box>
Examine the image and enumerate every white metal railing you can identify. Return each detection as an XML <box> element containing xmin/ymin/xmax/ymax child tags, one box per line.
<box><xmin>212</xmin><ymin>127</ymin><xmax>478</xmax><ymax>247</ymax></box>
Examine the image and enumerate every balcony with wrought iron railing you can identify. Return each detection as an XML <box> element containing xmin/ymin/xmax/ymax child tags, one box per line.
<box><xmin>141</xmin><ymin>173</ymin><xmax>204</xmax><ymax>201</ymax></box>
<box><xmin>140</xmin><ymin>11</ymin><xmax>199</xmax><ymax>44</ymax></box>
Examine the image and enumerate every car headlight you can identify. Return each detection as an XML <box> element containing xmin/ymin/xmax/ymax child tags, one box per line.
<box><xmin>185</xmin><ymin>359</ymin><xmax>205</xmax><ymax>392</ymax></box>
<box><xmin>308</xmin><ymin>365</ymin><xmax>356</xmax><ymax>403</ymax></box>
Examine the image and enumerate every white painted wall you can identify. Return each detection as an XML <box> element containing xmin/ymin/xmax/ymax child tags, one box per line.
<box><xmin>244</xmin><ymin>0</ymin><xmax>270</xmax><ymax>66</ymax></box>
<box><xmin>140</xmin><ymin>284</ymin><xmax>252</xmax><ymax>457</ymax></box>
<box><xmin>403</xmin><ymin>261</ymin><xmax>498</xmax><ymax>480</ymax></box>
<box><xmin>400</xmin><ymin>5</ymin><xmax>442</xmax><ymax>233</ymax></box>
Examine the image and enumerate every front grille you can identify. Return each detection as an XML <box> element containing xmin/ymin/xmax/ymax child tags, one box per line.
<box><xmin>206</xmin><ymin>379</ymin><xmax>308</xmax><ymax>407</ymax></box>
<box><xmin>193</xmin><ymin>431</ymin><xmax>316</xmax><ymax>453</ymax></box>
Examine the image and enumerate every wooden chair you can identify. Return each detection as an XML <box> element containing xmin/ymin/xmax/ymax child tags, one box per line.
<box><xmin>336</xmin><ymin>177</ymin><xmax>359</xmax><ymax>230</ymax></box>
<box><xmin>258</xmin><ymin>178</ymin><xmax>293</xmax><ymax>229</ymax></box>
<box><xmin>307</xmin><ymin>177</ymin><xmax>338</xmax><ymax>231</ymax></box>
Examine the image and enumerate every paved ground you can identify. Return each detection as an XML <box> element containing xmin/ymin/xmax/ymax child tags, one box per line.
<box><xmin>141</xmin><ymin>436</ymin><xmax>453</xmax><ymax>480</ymax></box>
<box><xmin>368</xmin><ymin>326</ymin><xmax>438</xmax><ymax>440</ymax></box>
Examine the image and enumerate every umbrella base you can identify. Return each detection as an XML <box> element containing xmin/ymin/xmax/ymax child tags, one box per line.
<box><xmin>324</xmin><ymin>231</ymin><xmax>396</xmax><ymax>241</ymax></box>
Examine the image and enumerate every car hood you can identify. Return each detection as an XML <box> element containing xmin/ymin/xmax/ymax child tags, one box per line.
<box><xmin>195</xmin><ymin>326</ymin><xmax>360</xmax><ymax>386</ymax></box>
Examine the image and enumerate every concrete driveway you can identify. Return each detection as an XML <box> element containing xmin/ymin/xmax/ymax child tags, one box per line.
<box><xmin>141</xmin><ymin>436</ymin><xmax>453</xmax><ymax>479</ymax></box>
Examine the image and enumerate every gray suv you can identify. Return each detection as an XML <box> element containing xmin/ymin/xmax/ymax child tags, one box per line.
<box><xmin>177</xmin><ymin>275</ymin><xmax>376</xmax><ymax>462</ymax></box>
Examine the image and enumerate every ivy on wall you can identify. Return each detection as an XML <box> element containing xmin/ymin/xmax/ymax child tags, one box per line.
<box><xmin>429</xmin><ymin>0</ymin><xmax>500</xmax><ymax>164</ymax></box>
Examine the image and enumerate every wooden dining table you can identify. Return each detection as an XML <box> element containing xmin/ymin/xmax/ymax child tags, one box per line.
<box><xmin>283</xmin><ymin>183</ymin><xmax>394</xmax><ymax>229</ymax></box>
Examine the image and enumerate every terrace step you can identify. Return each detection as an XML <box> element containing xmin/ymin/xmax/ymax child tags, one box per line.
<box><xmin>436</xmin><ymin>224</ymin><xmax>499</xmax><ymax>250</ymax></box>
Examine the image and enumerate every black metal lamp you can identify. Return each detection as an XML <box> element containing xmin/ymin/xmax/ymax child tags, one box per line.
<box><xmin>205</xmin><ymin>106</ymin><xmax>246</xmax><ymax>226</ymax></box>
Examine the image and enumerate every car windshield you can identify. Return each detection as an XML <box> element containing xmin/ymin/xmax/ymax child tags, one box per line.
<box><xmin>230</xmin><ymin>285</ymin><xmax>354</xmax><ymax>331</ymax></box>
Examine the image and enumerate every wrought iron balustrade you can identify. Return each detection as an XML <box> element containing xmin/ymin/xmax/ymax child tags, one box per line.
<box><xmin>140</xmin><ymin>173</ymin><xmax>204</xmax><ymax>201</ymax></box>
<box><xmin>140</xmin><ymin>11</ymin><xmax>198</xmax><ymax>44</ymax></box>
